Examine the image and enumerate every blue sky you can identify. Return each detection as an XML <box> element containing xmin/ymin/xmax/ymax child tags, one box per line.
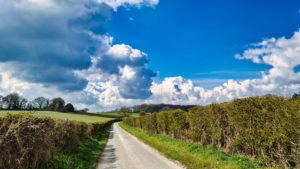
<box><xmin>1</xmin><ymin>0</ymin><xmax>300</xmax><ymax>111</ymax></box>
<box><xmin>109</xmin><ymin>0</ymin><xmax>300</xmax><ymax>85</ymax></box>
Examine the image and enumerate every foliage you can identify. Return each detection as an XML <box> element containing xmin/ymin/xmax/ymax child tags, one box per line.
<box><xmin>120</xmin><ymin>122</ymin><xmax>264</xmax><ymax>169</ymax></box>
<box><xmin>139</xmin><ymin>111</ymin><xmax>146</xmax><ymax>116</ymax></box>
<box><xmin>64</xmin><ymin>103</ymin><xmax>75</xmax><ymax>112</ymax></box>
<box><xmin>77</xmin><ymin>108</ymin><xmax>89</xmax><ymax>113</ymax></box>
<box><xmin>131</xmin><ymin>103</ymin><xmax>196</xmax><ymax>113</ymax></box>
<box><xmin>0</xmin><ymin>113</ymin><xmax>117</xmax><ymax>169</ymax></box>
<box><xmin>50</xmin><ymin>97</ymin><xmax>65</xmax><ymax>112</ymax></box>
<box><xmin>97</xmin><ymin>112</ymin><xmax>140</xmax><ymax>118</ymax></box>
<box><xmin>118</xmin><ymin>107</ymin><xmax>132</xmax><ymax>117</ymax></box>
<box><xmin>123</xmin><ymin>95</ymin><xmax>300</xmax><ymax>168</ymax></box>
<box><xmin>41</xmin><ymin>125</ymin><xmax>111</xmax><ymax>169</ymax></box>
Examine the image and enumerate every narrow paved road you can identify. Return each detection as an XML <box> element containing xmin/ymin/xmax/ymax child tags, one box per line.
<box><xmin>97</xmin><ymin>123</ymin><xmax>183</xmax><ymax>169</ymax></box>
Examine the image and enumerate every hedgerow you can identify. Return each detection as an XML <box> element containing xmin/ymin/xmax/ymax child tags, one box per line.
<box><xmin>0</xmin><ymin>113</ymin><xmax>116</xmax><ymax>169</ymax></box>
<box><xmin>123</xmin><ymin>95</ymin><xmax>300</xmax><ymax>168</ymax></box>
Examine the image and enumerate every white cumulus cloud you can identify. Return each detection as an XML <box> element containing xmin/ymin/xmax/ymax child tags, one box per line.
<box><xmin>1</xmin><ymin>0</ymin><xmax>300</xmax><ymax>112</ymax></box>
<box><xmin>97</xmin><ymin>0</ymin><xmax>159</xmax><ymax>11</ymax></box>
<box><xmin>149</xmin><ymin>29</ymin><xmax>300</xmax><ymax>105</ymax></box>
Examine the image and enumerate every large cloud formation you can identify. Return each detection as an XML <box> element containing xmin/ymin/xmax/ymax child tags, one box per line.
<box><xmin>0</xmin><ymin>0</ymin><xmax>109</xmax><ymax>91</ymax></box>
<box><xmin>0</xmin><ymin>0</ymin><xmax>156</xmax><ymax>98</ymax></box>
<box><xmin>150</xmin><ymin>30</ymin><xmax>300</xmax><ymax>105</ymax></box>
<box><xmin>82</xmin><ymin>30</ymin><xmax>300</xmax><ymax>110</ymax></box>
<box><xmin>94</xmin><ymin>43</ymin><xmax>156</xmax><ymax>99</ymax></box>
<box><xmin>74</xmin><ymin>36</ymin><xmax>156</xmax><ymax>109</ymax></box>
<box><xmin>1</xmin><ymin>0</ymin><xmax>300</xmax><ymax>111</ymax></box>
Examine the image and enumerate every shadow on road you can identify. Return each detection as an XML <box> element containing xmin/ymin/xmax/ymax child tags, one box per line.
<box><xmin>98</xmin><ymin>127</ymin><xmax>117</xmax><ymax>169</ymax></box>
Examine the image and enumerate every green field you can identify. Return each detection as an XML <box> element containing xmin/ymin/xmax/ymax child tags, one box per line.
<box><xmin>97</xmin><ymin>112</ymin><xmax>140</xmax><ymax>117</ymax></box>
<box><xmin>0</xmin><ymin>111</ymin><xmax>113</xmax><ymax>123</ymax></box>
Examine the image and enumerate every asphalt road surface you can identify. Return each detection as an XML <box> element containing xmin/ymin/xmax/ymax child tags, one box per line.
<box><xmin>97</xmin><ymin>123</ymin><xmax>184</xmax><ymax>169</ymax></box>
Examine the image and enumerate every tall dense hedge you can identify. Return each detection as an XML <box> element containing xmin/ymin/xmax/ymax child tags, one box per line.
<box><xmin>0</xmin><ymin>113</ymin><xmax>116</xmax><ymax>169</ymax></box>
<box><xmin>123</xmin><ymin>95</ymin><xmax>300</xmax><ymax>168</ymax></box>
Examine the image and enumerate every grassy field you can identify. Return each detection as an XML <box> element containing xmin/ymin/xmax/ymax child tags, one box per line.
<box><xmin>97</xmin><ymin>112</ymin><xmax>140</xmax><ymax>118</ymax></box>
<box><xmin>42</xmin><ymin>124</ymin><xmax>111</xmax><ymax>169</ymax></box>
<box><xmin>119</xmin><ymin>122</ymin><xmax>265</xmax><ymax>169</ymax></box>
<box><xmin>0</xmin><ymin>111</ymin><xmax>113</xmax><ymax>123</ymax></box>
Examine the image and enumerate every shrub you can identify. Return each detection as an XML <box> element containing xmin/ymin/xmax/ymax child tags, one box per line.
<box><xmin>0</xmin><ymin>113</ymin><xmax>57</xmax><ymax>169</ymax></box>
<box><xmin>167</xmin><ymin>110</ymin><xmax>189</xmax><ymax>139</ymax></box>
<box><xmin>156</xmin><ymin>111</ymin><xmax>170</xmax><ymax>135</ymax></box>
<box><xmin>123</xmin><ymin>95</ymin><xmax>300</xmax><ymax>168</ymax></box>
<box><xmin>139</xmin><ymin>111</ymin><xmax>146</xmax><ymax>116</ymax></box>
<box><xmin>0</xmin><ymin>113</ymin><xmax>116</xmax><ymax>169</ymax></box>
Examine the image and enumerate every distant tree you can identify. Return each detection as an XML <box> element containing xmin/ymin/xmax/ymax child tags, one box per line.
<box><xmin>0</xmin><ymin>95</ymin><xmax>3</xmax><ymax>110</ymax></box>
<box><xmin>292</xmin><ymin>93</ymin><xmax>300</xmax><ymax>99</ymax></box>
<box><xmin>18</xmin><ymin>97</ymin><xmax>28</xmax><ymax>110</ymax></box>
<box><xmin>26</xmin><ymin>103</ymin><xmax>34</xmax><ymax>110</ymax></box>
<box><xmin>131</xmin><ymin>104</ymin><xmax>196</xmax><ymax>113</ymax></box>
<box><xmin>32</xmin><ymin>97</ymin><xmax>48</xmax><ymax>110</ymax></box>
<box><xmin>119</xmin><ymin>107</ymin><xmax>131</xmax><ymax>117</ymax></box>
<box><xmin>139</xmin><ymin>111</ymin><xmax>146</xmax><ymax>116</ymax></box>
<box><xmin>0</xmin><ymin>93</ymin><xmax>79</xmax><ymax>112</ymax></box>
<box><xmin>2</xmin><ymin>93</ymin><xmax>28</xmax><ymax>110</ymax></box>
<box><xmin>3</xmin><ymin>93</ymin><xmax>20</xmax><ymax>110</ymax></box>
<box><xmin>161</xmin><ymin>106</ymin><xmax>171</xmax><ymax>111</ymax></box>
<box><xmin>45</xmin><ymin>99</ymin><xmax>50</xmax><ymax>110</ymax></box>
<box><xmin>50</xmin><ymin>97</ymin><xmax>65</xmax><ymax>112</ymax></box>
<box><xmin>64</xmin><ymin>103</ymin><xmax>75</xmax><ymax>112</ymax></box>
<box><xmin>77</xmin><ymin>108</ymin><xmax>88</xmax><ymax>113</ymax></box>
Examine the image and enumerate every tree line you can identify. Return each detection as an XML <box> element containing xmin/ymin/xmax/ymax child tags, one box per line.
<box><xmin>131</xmin><ymin>104</ymin><xmax>196</xmax><ymax>113</ymax></box>
<box><xmin>112</xmin><ymin>104</ymin><xmax>196</xmax><ymax>117</ymax></box>
<box><xmin>0</xmin><ymin>93</ymin><xmax>87</xmax><ymax>113</ymax></box>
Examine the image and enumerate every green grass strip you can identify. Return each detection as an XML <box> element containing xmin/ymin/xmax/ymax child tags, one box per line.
<box><xmin>119</xmin><ymin>122</ymin><xmax>265</xmax><ymax>169</ymax></box>
<box><xmin>0</xmin><ymin>111</ymin><xmax>113</xmax><ymax>123</ymax></box>
<box><xmin>96</xmin><ymin>112</ymin><xmax>141</xmax><ymax>118</ymax></box>
<box><xmin>42</xmin><ymin>125</ymin><xmax>111</xmax><ymax>169</ymax></box>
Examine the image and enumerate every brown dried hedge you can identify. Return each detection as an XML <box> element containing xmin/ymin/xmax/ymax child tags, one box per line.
<box><xmin>123</xmin><ymin>95</ymin><xmax>300</xmax><ymax>168</ymax></box>
<box><xmin>0</xmin><ymin>113</ymin><xmax>116</xmax><ymax>169</ymax></box>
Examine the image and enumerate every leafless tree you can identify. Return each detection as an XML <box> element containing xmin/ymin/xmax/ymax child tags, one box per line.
<box><xmin>3</xmin><ymin>93</ymin><xmax>20</xmax><ymax>110</ymax></box>
<box><xmin>32</xmin><ymin>97</ymin><xmax>48</xmax><ymax>110</ymax></box>
<box><xmin>0</xmin><ymin>95</ymin><xmax>3</xmax><ymax>109</ymax></box>
<box><xmin>18</xmin><ymin>97</ymin><xmax>28</xmax><ymax>110</ymax></box>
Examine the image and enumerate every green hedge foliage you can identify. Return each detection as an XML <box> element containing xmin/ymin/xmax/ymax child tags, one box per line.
<box><xmin>123</xmin><ymin>95</ymin><xmax>300</xmax><ymax>168</ymax></box>
<box><xmin>0</xmin><ymin>113</ymin><xmax>116</xmax><ymax>169</ymax></box>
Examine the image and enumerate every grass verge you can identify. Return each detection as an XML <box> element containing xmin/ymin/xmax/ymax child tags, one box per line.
<box><xmin>42</xmin><ymin>124</ymin><xmax>112</xmax><ymax>169</ymax></box>
<box><xmin>96</xmin><ymin>112</ymin><xmax>140</xmax><ymax>118</ymax></box>
<box><xmin>119</xmin><ymin>122</ymin><xmax>265</xmax><ymax>169</ymax></box>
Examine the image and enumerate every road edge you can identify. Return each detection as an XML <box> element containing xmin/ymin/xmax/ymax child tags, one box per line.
<box><xmin>96</xmin><ymin>123</ymin><xmax>115</xmax><ymax>169</ymax></box>
<box><xmin>118</xmin><ymin>122</ymin><xmax>186</xmax><ymax>169</ymax></box>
